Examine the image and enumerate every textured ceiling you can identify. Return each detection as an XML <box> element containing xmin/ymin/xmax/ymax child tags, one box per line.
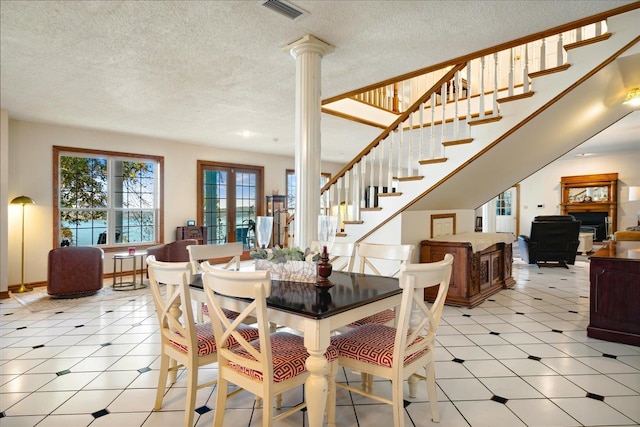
<box><xmin>1</xmin><ymin>0</ymin><xmax>637</xmax><ymax>162</ymax></box>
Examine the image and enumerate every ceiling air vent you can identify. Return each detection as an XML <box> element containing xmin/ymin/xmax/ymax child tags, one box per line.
<box><xmin>262</xmin><ymin>0</ymin><xmax>305</xmax><ymax>20</ymax></box>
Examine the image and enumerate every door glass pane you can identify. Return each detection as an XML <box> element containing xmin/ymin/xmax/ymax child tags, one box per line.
<box><xmin>203</xmin><ymin>169</ymin><xmax>228</xmax><ymax>244</ymax></box>
<box><xmin>236</xmin><ymin>171</ymin><xmax>257</xmax><ymax>250</ymax></box>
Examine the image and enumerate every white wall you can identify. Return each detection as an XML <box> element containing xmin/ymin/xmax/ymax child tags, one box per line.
<box><xmin>518</xmin><ymin>149</ymin><xmax>640</xmax><ymax>234</ymax></box>
<box><xmin>351</xmin><ymin>209</ymin><xmax>475</xmax><ymax>274</ymax></box>
<box><xmin>4</xmin><ymin>119</ymin><xmax>342</xmax><ymax>290</ymax></box>
<box><xmin>1</xmin><ymin>110</ymin><xmax>9</xmax><ymax>292</ymax></box>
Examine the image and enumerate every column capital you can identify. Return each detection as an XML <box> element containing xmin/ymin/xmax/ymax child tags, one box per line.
<box><xmin>284</xmin><ymin>34</ymin><xmax>334</xmax><ymax>59</ymax></box>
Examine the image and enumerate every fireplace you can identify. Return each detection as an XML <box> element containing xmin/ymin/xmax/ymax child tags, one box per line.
<box><xmin>571</xmin><ymin>212</ymin><xmax>608</xmax><ymax>241</ymax></box>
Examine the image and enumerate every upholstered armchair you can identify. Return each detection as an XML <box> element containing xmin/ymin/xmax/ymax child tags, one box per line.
<box><xmin>518</xmin><ymin>215</ymin><xmax>581</xmax><ymax>267</ymax></box>
<box><xmin>146</xmin><ymin>239</ymin><xmax>197</xmax><ymax>263</ymax></box>
<box><xmin>48</xmin><ymin>246</ymin><xmax>104</xmax><ymax>298</ymax></box>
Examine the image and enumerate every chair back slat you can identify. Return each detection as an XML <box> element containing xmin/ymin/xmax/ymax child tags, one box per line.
<box><xmin>329</xmin><ymin>242</ymin><xmax>355</xmax><ymax>272</ymax></box>
<box><xmin>187</xmin><ymin>242</ymin><xmax>243</xmax><ymax>274</ymax></box>
<box><xmin>356</xmin><ymin>242</ymin><xmax>414</xmax><ymax>277</ymax></box>
<box><xmin>201</xmin><ymin>263</ymin><xmax>274</xmax><ymax>382</ymax></box>
<box><xmin>393</xmin><ymin>254</ymin><xmax>453</xmax><ymax>367</ymax></box>
<box><xmin>146</xmin><ymin>256</ymin><xmax>198</xmax><ymax>354</ymax></box>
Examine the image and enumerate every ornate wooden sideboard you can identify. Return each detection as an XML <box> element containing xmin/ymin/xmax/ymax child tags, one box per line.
<box><xmin>587</xmin><ymin>241</ymin><xmax>640</xmax><ymax>346</ymax></box>
<box><xmin>420</xmin><ymin>233</ymin><xmax>515</xmax><ymax>308</ymax></box>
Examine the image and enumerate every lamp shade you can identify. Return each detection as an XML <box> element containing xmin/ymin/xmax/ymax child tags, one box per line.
<box><xmin>10</xmin><ymin>195</ymin><xmax>35</xmax><ymax>205</ymax></box>
<box><xmin>630</xmin><ymin>186</ymin><xmax>640</xmax><ymax>202</ymax></box>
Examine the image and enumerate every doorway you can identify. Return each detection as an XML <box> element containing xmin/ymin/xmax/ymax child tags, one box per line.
<box><xmin>484</xmin><ymin>185</ymin><xmax>520</xmax><ymax>236</ymax></box>
<box><xmin>197</xmin><ymin>161</ymin><xmax>264</xmax><ymax>251</ymax></box>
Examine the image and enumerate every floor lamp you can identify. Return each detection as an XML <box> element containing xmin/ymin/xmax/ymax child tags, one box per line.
<box><xmin>10</xmin><ymin>195</ymin><xmax>35</xmax><ymax>293</ymax></box>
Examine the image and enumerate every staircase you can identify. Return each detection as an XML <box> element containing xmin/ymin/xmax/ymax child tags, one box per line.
<box><xmin>313</xmin><ymin>6</ymin><xmax>639</xmax><ymax>249</ymax></box>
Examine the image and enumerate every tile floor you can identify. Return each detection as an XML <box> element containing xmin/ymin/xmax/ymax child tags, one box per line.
<box><xmin>1</xmin><ymin>258</ymin><xmax>639</xmax><ymax>427</ymax></box>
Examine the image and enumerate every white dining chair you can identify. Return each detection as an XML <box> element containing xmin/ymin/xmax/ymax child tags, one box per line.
<box><xmin>187</xmin><ymin>242</ymin><xmax>244</xmax><ymax>321</ymax></box>
<box><xmin>146</xmin><ymin>256</ymin><xmax>259</xmax><ymax>427</ymax></box>
<box><xmin>347</xmin><ymin>242</ymin><xmax>415</xmax><ymax>328</ymax></box>
<box><xmin>331</xmin><ymin>254</ymin><xmax>454</xmax><ymax>426</ymax></box>
<box><xmin>186</xmin><ymin>241</ymin><xmax>243</xmax><ymax>274</ymax></box>
<box><xmin>200</xmin><ymin>262</ymin><xmax>338</xmax><ymax>427</ymax></box>
<box><xmin>328</xmin><ymin>241</ymin><xmax>355</xmax><ymax>272</ymax></box>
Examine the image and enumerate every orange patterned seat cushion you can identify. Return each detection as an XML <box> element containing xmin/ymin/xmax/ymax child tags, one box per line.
<box><xmin>331</xmin><ymin>324</ymin><xmax>427</xmax><ymax>368</ymax></box>
<box><xmin>228</xmin><ymin>332</ymin><xmax>338</xmax><ymax>383</ymax></box>
<box><xmin>169</xmin><ymin>322</ymin><xmax>259</xmax><ymax>356</ymax></box>
<box><xmin>347</xmin><ymin>308</ymin><xmax>395</xmax><ymax>328</ymax></box>
<box><xmin>201</xmin><ymin>303</ymin><xmax>241</xmax><ymax>321</ymax></box>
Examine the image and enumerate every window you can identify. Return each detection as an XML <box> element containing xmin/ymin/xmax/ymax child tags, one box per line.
<box><xmin>496</xmin><ymin>190</ymin><xmax>512</xmax><ymax>216</ymax></box>
<box><xmin>285</xmin><ymin>169</ymin><xmax>330</xmax><ymax>215</ymax></box>
<box><xmin>54</xmin><ymin>146</ymin><xmax>163</xmax><ymax>247</ymax></box>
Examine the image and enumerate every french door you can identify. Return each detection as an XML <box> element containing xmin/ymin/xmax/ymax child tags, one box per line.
<box><xmin>197</xmin><ymin>161</ymin><xmax>264</xmax><ymax>251</ymax></box>
<box><xmin>495</xmin><ymin>186</ymin><xmax>519</xmax><ymax>235</ymax></box>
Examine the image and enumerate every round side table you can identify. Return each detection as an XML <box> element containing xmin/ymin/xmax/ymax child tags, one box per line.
<box><xmin>113</xmin><ymin>250</ymin><xmax>148</xmax><ymax>290</ymax></box>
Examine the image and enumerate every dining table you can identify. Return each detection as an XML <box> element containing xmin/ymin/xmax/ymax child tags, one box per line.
<box><xmin>189</xmin><ymin>269</ymin><xmax>402</xmax><ymax>427</ymax></box>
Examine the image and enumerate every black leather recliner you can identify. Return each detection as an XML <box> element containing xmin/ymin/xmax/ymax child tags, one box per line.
<box><xmin>518</xmin><ymin>215</ymin><xmax>581</xmax><ymax>268</ymax></box>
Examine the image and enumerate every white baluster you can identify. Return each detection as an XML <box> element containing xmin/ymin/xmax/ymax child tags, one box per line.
<box><xmin>508</xmin><ymin>48</ymin><xmax>514</xmax><ymax>97</ymax></box>
<box><xmin>557</xmin><ymin>33</ymin><xmax>564</xmax><ymax>67</ymax></box>
<box><xmin>523</xmin><ymin>44</ymin><xmax>530</xmax><ymax>93</ymax></box>
<box><xmin>377</xmin><ymin>145</ymin><xmax>383</xmax><ymax>189</ymax></box>
<box><xmin>454</xmin><ymin>71</ymin><xmax>460</xmax><ymax>140</ymax></box>
<box><xmin>466</xmin><ymin>61</ymin><xmax>472</xmax><ymax>138</ymax></box>
<box><xmin>595</xmin><ymin>21</ymin><xmax>602</xmax><ymax>37</ymax></box>
<box><xmin>430</xmin><ymin>92</ymin><xmax>436</xmax><ymax>158</ymax></box>
<box><xmin>352</xmin><ymin>163</ymin><xmax>361</xmax><ymax>222</ymax></box>
<box><xmin>369</xmin><ymin>145</ymin><xmax>376</xmax><ymax>196</ymax></box>
<box><xmin>337</xmin><ymin>177</ymin><xmax>343</xmax><ymax>226</ymax></box>
<box><xmin>397</xmin><ymin>124</ymin><xmax>403</xmax><ymax>178</ymax></box>
<box><xmin>441</xmin><ymin>82</ymin><xmax>447</xmax><ymax>156</ymax></box>
<box><xmin>360</xmin><ymin>156</ymin><xmax>367</xmax><ymax>209</ymax></box>
<box><xmin>540</xmin><ymin>38</ymin><xmax>546</xmax><ymax>71</ymax></box>
<box><xmin>479</xmin><ymin>56</ymin><xmax>486</xmax><ymax>119</ymax></box>
<box><xmin>493</xmin><ymin>53</ymin><xmax>499</xmax><ymax>116</ymax></box>
<box><xmin>419</xmin><ymin>102</ymin><xmax>424</xmax><ymax>160</ymax></box>
<box><xmin>388</xmin><ymin>132</ymin><xmax>394</xmax><ymax>189</ymax></box>
<box><xmin>344</xmin><ymin>169</ymin><xmax>350</xmax><ymax>222</ymax></box>
<box><xmin>408</xmin><ymin>113</ymin><xmax>414</xmax><ymax>177</ymax></box>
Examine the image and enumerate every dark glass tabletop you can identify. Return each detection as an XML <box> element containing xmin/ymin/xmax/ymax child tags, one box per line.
<box><xmin>189</xmin><ymin>270</ymin><xmax>401</xmax><ymax>320</ymax></box>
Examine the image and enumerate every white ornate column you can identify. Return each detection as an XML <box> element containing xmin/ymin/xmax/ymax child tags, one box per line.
<box><xmin>285</xmin><ymin>35</ymin><xmax>334</xmax><ymax>249</ymax></box>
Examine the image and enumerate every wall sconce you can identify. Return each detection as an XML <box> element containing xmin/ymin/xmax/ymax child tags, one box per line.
<box><xmin>10</xmin><ymin>195</ymin><xmax>35</xmax><ymax>293</ymax></box>
<box><xmin>622</xmin><ymin>88</ymin><xmax>640</xmax><ymax>107</ymax></box>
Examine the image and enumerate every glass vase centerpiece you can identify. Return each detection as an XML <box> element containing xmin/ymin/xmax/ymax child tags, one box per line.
<box><xmin>251</xmin><ymin>246</ymin><xmax>320</xmax><ymax>283</ymax></box>
<box><xmin>255</xmin><ymin>216</ymin><xmax>274</xmax><ymax>249</ymax></box>
<box><xmin>317</xmin><ymin>215</ymin><xmax>338</xmax><ymax>253</ymax></box>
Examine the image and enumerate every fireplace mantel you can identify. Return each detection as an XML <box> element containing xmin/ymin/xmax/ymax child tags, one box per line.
<box><xmin>561</xmin><ymin>173</ymin><xmax>618</xmax><ymax>237</ymax></box>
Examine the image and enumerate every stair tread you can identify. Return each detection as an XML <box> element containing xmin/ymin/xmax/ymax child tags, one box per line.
<box><xmin>442</xmin><ymin>138</ymin><xmax>473</xmax><ymax>147</ymax></box>
<box><xmin>395</xmin><ymin>175</ymin><xmax>424</xmax><ymax>182</ymax></box>
<box><xmin>468</xmin><ymin>116</ymin><xmax>502</xmax><ymax>126</ymax></box>
<box><xmin>565</xmin><ymin>33</ymin><xmax>611</xmax><ymax>51</ymax></box>
<box><xmin>419</xmin><ymin>157</ymin><xmax>448</xmax><ymax>165</ymax></box>
<box><xmin>529</xmin><ymin>63</ymin><xmax>570</xmax><ymax>79</ymax></box>
<box><xmin>497</xmin><ymin>91</ymin><xmax>534</xmax><ymax>103</ymax></box>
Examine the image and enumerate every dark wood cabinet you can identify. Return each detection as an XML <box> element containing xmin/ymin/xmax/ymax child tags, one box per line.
<box><xmin>587</xmin><ymin>241</ymin><xmax>640</xmax><ymax>346</ymax></box>
<box><xmin>176</xmin><ymin>226</ymin><xmax>207</xmax><ymax>245</ymax></box>
<box><xmin>420</xmin><ymin>238</ymin><xmax>515</xmax><ymax>308</ymax></box>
